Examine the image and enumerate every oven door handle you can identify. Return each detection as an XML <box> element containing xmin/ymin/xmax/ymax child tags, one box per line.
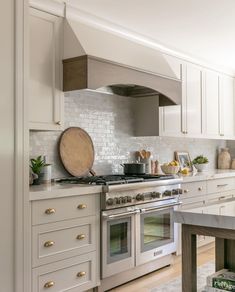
<box><xmin>140</xmin><ymin>202</ymin><xmax>182</xmax><ymax>213</ymax></box>
<box><xmin>102</xmin><ymin>209</ymin><xmax>140</xmax><ymax>219</ymax></box>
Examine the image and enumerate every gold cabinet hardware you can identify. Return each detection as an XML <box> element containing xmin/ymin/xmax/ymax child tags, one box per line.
<box><xmin>198</xmin><ymin>187</ymin><xmax>203</xmax><ymax>191</ymax></box>
<box><xmin>183</xmin><ymin>189</ymin><xmax>189</xmax><ymax>193</ymax></box>
<box><xmin>77</xmin><ymin>271</ymin><xmax>86</xmax><ymax>277</ymax></box>
<box><xmin>44</xmin><ymin>281</ymin><xmax>54</xmax><ymax>288</ymax></box>
<box><xmin>44</xmin><ymin>241</ymin><xmax>55</xmax><ymax>248</ymax></box>
<box><xmin>56</xmin><ymin>121</ymin><xmax>61</xmax><ymax>125</ymax></box>
<box><xmin>45</xmin><ymin>208</ymin><xmax>56</xmax><ymax>215</ymax></box>
<box><xmin>77</xmin><ymin>204</ymin><xmax>87</xmax><ymax>210</ymax></box>
<box><xmin>219</xmin><ymin>196</ymin><xmax>226</xmax><ymax>200</ymax></box>
<box><xmin>77</xmin><ymin>234</ymin><xmax>85</xmax><ymax>240</ymax></box>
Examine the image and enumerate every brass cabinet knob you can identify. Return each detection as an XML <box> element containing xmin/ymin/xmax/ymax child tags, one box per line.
<box><xmin>77</xmin><ymin>204</ymin><xmax>87</xmax><ymax>210</ymax></box>
<box><xmin>77</xmin><ymin>271</ymin><xmax>86</xmax><ymax>277</ymax></box>
<box><xmin>44</xmin><ymin>281</ymin><xmax>54</xmax><ymax>288</ymax></box>
<box><xmin>44</xmin><ymin>241</ymin><xmax>55</xmax><ymax>248</ymax></box>
<box><xmin>198</xmin><ymin>187</ymin><xmax>203</xmax><ymax>191</ymax></box>
<box><xmin>56</xmin><ymin>121</ymin><xmax>61</xmax><ymax>125</ymax></box>
<box><xmin>77</xmin><ymin>234</ymin><xmax>85</xmax><ymax>240</ymax></box>
<box><xmin>45</xmin><ymin>208</ymin><xmax>56</xmax><ymax>215</ymax></box>
<box><xmin>183</xmin><ymin>189</ymin><xmax>189</xmax><ymax>193</ymax></box>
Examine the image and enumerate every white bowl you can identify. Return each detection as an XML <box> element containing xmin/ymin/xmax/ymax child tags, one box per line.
<box><xmin>193</xmin><ymin>163</ymin><xmax>208</xmax><ymax>172</ymax></box>
<box><xmin>161</xmin><ymin>164</ymin><xmax>180</xmax><ymax>174</ymax></box>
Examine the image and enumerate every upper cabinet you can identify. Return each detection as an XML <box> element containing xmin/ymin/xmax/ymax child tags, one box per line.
<box><xmin>219</xmin><ymin>75</ymin><xmax>234</xmax><ymax>138</ymax></box>
<box><xmin>181</xmin><ymin>63</ymin><xmax>203</xmax><ymax>137</ymax></box>
<box><xmin>29</xmin><ymin>8</ymin><xmax>64</xmax><ymax>131</ymax></box>
<box><xmin>204</xmin><ymin>69</ymin><xmax>220</xmax><ymax>137</ymax></box>
<box><xmin>160</xmin><ymin>62</ymin><xmax>235</xmax><ymax>140</ymax></box>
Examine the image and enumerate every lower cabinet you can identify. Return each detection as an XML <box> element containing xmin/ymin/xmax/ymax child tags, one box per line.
<box><xmin>178</xmin><ymin>178</ymin><xmax>235</xmax><ymax>255</ymax></box>
<box><xmin>31</xmin><ymin>194</ymin><xmax>100</xmax><ymax>292</ymax></box>
<box><xmin>32</xmin><ymin>252</ymin><xmax>96</xmax><ymax>292</ymax></box>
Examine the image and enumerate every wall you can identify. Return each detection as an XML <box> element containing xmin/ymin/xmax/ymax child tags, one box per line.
<box><xmin>0</xmin><ymin>0</ymin><xmax>15</xmax><ymax>291</ymax></box>
<box><xmin>30</xmin><ymin>90</ymin><xmax>226</xmax><ymax>178</ymax></box>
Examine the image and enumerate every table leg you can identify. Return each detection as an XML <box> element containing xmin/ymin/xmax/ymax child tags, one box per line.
<box><xmin>182</xmin><ymin>224</ymin><xmax>197</xmax><ymax>292</ymax></box>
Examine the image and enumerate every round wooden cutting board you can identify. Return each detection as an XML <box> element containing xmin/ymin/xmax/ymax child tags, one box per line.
<box><xmin>59</xmin><ymin>127</ymin><xmax>95</xmax><ymax>177</ymax></box>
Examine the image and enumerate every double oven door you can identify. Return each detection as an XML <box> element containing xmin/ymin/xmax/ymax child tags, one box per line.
<box><xmin>101</xmin><ymin>201</ymin><xmax>179</xmax><ymax>279</ymax></box>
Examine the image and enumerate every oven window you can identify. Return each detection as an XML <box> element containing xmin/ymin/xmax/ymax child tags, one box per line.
<box><xmin>141</xmin><ymin>209</ymin><xmax>173</xmax><ymax>252</ymax></box>
<box><xmin>107</xmin><ymin>218</ymin><xmax>131</xmax><ymax>264</ymax></box>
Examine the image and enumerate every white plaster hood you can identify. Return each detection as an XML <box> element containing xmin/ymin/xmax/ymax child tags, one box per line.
<box><xmin>63</xmin><ymin>6</ymin><xmax>182</xmax><ymax>104</ymax></box>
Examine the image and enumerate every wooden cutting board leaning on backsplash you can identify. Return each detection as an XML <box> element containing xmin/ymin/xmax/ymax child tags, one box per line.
<box><xmin>59</xmin><ymin>127</ymin><xmax>95</xmax><ymax>176</ymax></box>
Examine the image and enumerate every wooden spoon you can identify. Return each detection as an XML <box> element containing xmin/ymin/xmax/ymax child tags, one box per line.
<box><xmin>146</xmin><ymin>151</ymin><xmax>151</xmax><ymax>159</ymax></box>
<box><xmin>141</xmin><ymin>149</ymin><xmax>147</xmax><ymax>159</ymax></box>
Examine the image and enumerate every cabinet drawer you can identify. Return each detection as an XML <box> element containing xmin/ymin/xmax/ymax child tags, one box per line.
<box><xmin>32</xmin><ymin>216</ymin><xmax>97</xmax><ymax>267</ymax></box>
<box><xmin>32</xmin><ymin>194</ymin><xmax>99</xmax><ymax>225</ymax></box>
<box><xmin>181</xmin><ymin>181</ymin><xmax>207</xmax><ymax>198</ymax></box>
<box><xmin>207</xmin><ymin>177</ymin><xmax>235</xmax><ymax>194</ymax></box>
<box><xmin>32</xmin><ymin>252</ymin><xmax>96</xmax><ymax>292</ymax></box>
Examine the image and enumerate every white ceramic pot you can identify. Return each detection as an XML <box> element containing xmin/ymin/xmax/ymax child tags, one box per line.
<box><xmin>194</xmin><ymin>163</ymin><xmax>208</xmax><ymax>172</ymax></box>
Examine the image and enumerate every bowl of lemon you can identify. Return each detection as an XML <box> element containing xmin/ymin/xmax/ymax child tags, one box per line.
<box><xmin>161</xmin><ymin>160</ymin><xmax>180</xmax><ymax>174</ymax></box>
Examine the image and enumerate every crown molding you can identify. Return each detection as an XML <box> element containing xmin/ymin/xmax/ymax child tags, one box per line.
<box><xmin>29</xmin><ymin>0</ymin><xmax>65</xmax><ymax>17</ymax></box>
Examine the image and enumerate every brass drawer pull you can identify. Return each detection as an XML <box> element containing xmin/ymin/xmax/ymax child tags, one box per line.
<box><xmin>219</xmin><ymin>196</ymin><xmax>226</xmax><ymax>200</ymax></box>
<box><xmin>77</xmin><ymin>234</ymin><xmax>85</xmax><ymax>240</ymax></box>
<box><xmin>44</xmin><ymin>281</ymin><xmax>54</xmax><ymax>288</ymax></box>
<box><xmin>183</xmin><ymin>189</ymin><xmax>189</xmax><ymax>193</ymax></box>
<box><xmin>56</xmin><ymin>121</ymin><xmax>61</xmax><ymax>125</ymax></box>
<box><xmin>45</xmin><ymin>208</ymin><xmax>56</xmax><ymax>215</ymax></box>
<box><xmin>44</xmin><ymin>241</ymin><xmax>55</xmax><ymax>248</ymax></box>
<box><xmin>77</xmin><ymin>271</ymin><xmax>86</xmax><ymax>277</ymax></box>
<box><xmin>198</xmin><ymin>187</ymin><xmax>203</xmax><ymax>191</ymax></box>
<box><xmin>217</xmin><ymin>184</ymin><xmax>228</xmax><ymax>187</ymax></box>
<box><xmin>77</xmin><ymin>204</ymin><xmax>87</xmax><ymax>209</ymax></box>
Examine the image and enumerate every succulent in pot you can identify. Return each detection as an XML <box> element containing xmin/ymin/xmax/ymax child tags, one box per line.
<box><xmin>192</xmin><ymin>155</ymin><xmax>209</xmax><ymax>172</ymax></box>
<box><xmin>30</xmin><ymin>155</ymin><xmax>46</xmax><ymax>185</ymax></box>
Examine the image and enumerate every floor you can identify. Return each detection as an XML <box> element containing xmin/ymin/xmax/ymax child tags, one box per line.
<box><xmin>110</xmin><ymin>246</ymin><xmax>215</xmax><ymax>292</ymax></box>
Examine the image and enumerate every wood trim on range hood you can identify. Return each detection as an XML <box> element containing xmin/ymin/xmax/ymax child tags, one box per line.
<box><xmin>63</xmin><ymin>55</ymin><xmax>182</xmax><ymax>105</ymax></box>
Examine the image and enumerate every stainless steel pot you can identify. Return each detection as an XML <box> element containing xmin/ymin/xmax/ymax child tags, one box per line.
<box><xmin>121</xmin><ymin>163</ymin><xmax>146</xmax><ymax>175</ymax></box>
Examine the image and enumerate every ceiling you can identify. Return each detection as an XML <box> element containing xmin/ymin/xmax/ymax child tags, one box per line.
<box><xmin>66</xmin><ymin>0</ymin><xmax>235</xmax><ymax>71</ymax></box>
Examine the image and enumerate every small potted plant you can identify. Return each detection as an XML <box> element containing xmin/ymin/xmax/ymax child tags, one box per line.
<box><xmin>30</xmin><ymin>156</ymin><xmax>46</xmax><ymax>185</ymax></box>
<box><xmin>192</xmin><ymin>155</ymin><xmax>209</xmax><ymax>172</ymax></box>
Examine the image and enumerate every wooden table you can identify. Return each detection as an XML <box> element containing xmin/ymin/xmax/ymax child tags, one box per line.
<box><xmin>182</xmin><ymin>224</ymin><xmax>235</xmax><ymax>292</ymax></box>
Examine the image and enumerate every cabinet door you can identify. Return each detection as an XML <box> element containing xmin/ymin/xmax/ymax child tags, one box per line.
<box><xmin>219</xmin><ymin>75</ymin><xmax>234</xmax><ymax>138</ymax></box>
<box><xmin>159</xmin><ymin>105</ymin><xmax>183</xmax><ymax>137</ymax></box>
<box><xmin>204</xmin><ymin>70</ymin><xmax>220</xmax><ymax>137</ymax></box>
<box><xmin>29</xmin><ymin>8</ymin><xmax>63</xmax><ymax>130</ymax></box>
<box><xmin>182</xmin><ymin>63</ymin><xmax>203</xmax><ymax>137</ymax></box>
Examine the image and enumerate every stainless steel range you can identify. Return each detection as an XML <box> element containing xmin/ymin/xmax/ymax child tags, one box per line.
<box><xmin>58</xmin><ymin>174</ymin><xmax>182</xmax><ymax>291</ymax></box>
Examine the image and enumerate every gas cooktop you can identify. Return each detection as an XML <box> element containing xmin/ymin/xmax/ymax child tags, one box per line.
<box><xmin>56</xmin><ymin>174</ymin><xmax>176</xmax><ymax>186</ymax></box>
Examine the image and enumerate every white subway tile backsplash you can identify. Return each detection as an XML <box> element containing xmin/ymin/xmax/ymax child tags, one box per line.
<box><xmin>30</xmin><ymin>90</ymin><xmax>225</xmax><ymax>178</ymax></box>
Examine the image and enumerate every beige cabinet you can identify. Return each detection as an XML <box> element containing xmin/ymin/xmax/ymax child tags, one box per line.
<box><xmin>29</xmin><ymin>8</ymin><xmax>63</xmax><ymax>130</ymax></box>
<box><xmin>219</xmin><ymin>75</ymin><xmax>234</xmax><ymax>138</ymax></box>
<box><xmin>159</xmin><ymin>105</ymin><xmax>182</xmax><ymax>137</ymax></box>
<box><xmin>31</xmin><ymin>193</ymin><xmax>100</xmax><ymax>292</ymax></box>
<box><xmin>181</xmin><ymin>63</ymin><xmax>203</xmax><ymax>137</ymax></box>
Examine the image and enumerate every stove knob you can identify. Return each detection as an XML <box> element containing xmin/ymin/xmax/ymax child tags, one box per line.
<box><xmin>172</xmin><ymin>189</ymin><xmax>178</xmax><ymax>195</ymax></box>
<box><xmin>163</xmin><ymin>190</ymin><xmax>172</xmax><ymax>197</ymax></box>
<box><xmin>115</xmin><ymin>197</ymin><xmax>121</xmax><ymax>204</ymax></box>
<box><xmin>127</xmin><ymin>196</ymin><xmax>132</xmax><ymax>203</ymax></box>
<box><xmin>136</xmin><ymin>194</ymin><xmax>144</xmax><ymax>201</ymax></box>
<box><xmin>122</xmin><ymin>197</ymin><xmax>128</xmax><ymax>204</ymax></box>
<box><xmin>151</xmin><ymin>192</ymin><xmax>161</xmax><ymax>198</ymax></box>
<box><xmin>106</xmin><ymin>198</ymin><xmax>114</xmax><ymax>206</ymax></box>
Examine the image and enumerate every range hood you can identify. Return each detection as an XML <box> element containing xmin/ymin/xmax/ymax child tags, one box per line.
<box><xmin>63</xmin><ymin>8</ymin><xmax>182</xmax><ymax>105</ymax></box>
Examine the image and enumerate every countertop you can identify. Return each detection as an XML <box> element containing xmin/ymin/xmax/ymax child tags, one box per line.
<box><xmin>179</xmin><ymin>169</ymin><xmax>235</xmax><ymax>183</ymax></box>
<box><xmin>29</xmin><ymin>183</ymin><xmax>103</xmax><ymax>201</ymax></box>
<box><xmin>174</xmin><ymin>199</ymin><xmax>235</xmax><ymax>230</ymax></box>
<box><xmin>29</xmin><ymin>169</ymin><xmax>235</xmax><ymax>201</ymax></box>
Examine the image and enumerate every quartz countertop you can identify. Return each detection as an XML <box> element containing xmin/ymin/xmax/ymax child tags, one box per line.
<box><xmin>179</xmin><ymin>169</ymin><xmax>235</xmax><ymax>183</ymax></box>
<box><xmin>29</xmin><ymin>183</ymin><xmax>102</xmax><ymax>201</ymax></box>
<box><xmin>174</xmin><ymin>199</ymin><xmax>235</xmax><ymax>230</ymax></box>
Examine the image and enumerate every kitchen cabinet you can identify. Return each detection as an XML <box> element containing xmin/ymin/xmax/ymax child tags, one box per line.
<box><xmin>204</xmin><ymin>69</ymin><xmax>220</xmax><ymax>137</ymax></box>
<box><xmin>29</xmin><ymin>8</ymin><xmax>64</xmax><ymax>130</ymax></box>
<box><xmin>31</xmin><ymin>193</ymin><xmax>100</xmax><ymax>292</ymax></box>
<box><xmin>181</xmin><ymin>63</ymin><xmax>203</xmax><ymax>137</ymax></box>
<box><xmin>159</xmin><ymin>105</ymin><xmax>182</xmax><ymax>137</ymax></box>
<box><xmin>219</xmin><ymin>75</ymin><xmax>234</xmax><ymax>138</ymax></box>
